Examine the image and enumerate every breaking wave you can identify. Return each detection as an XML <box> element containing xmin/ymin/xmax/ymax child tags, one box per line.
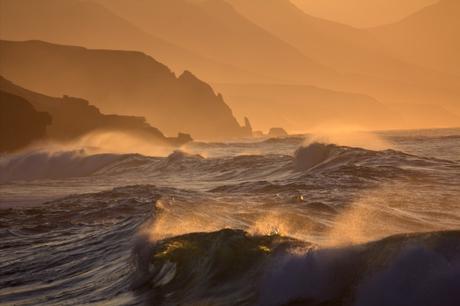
<box><xmin>2</xmin><ymin>142</ymin><xmax>456</xmax><ymax>185</ymax></box>
<box><xmin>141</xmin><ymin>229</ymin><xmax>460</xmax><ymax>306</ymax></box>
<box><xmin>0</xmin><ymin>149</ymin><xmax>131</xmax><ymax>182</ymax></box>
<box><xmin>1</xmin><ymin>185</ymin><xmax>459</xmax><ymax>306</ymax></box>
<box><xmin>1</xmin><ymin>131</ymin><xmax>460</xmax><ymax>305</ymax></box>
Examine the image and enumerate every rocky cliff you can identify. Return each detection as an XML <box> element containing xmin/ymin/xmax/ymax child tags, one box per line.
<box><xmin>0</xmin><ymin>40</ymin><xmax>251</xmax><ymax>140</ymax></box>
<box><xmin>0</xmin><ymin>91</ymin><xmax>51</xmax><ymax>152</ymax></box>
<box><xmin>0</xmin><ymin>76</ymin><xmax>192</xmax><ymax>147</ymax></box>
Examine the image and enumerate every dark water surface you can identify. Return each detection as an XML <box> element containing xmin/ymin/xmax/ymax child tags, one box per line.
<box><xmin>1</xmin><ymin>129</ymin><xmax>459</xmax><ymax>305</ymax></box>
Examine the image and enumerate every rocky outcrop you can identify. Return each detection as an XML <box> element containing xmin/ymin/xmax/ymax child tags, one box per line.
<box><xmin>0</xmin><ymin>91</ymin><xmax>51</xmax><ymax>152</ymax></box>
<box><xmin>242</xmin><ymin>117</ymin><xmax>253</xmax><ymax>136</ymax></box>
<box><xmin>0</xmin><ymin>76</ymin><xmax>192</xmax><ymax>147</ymax></box>
<box><xmin>0</xmin><ymin>40</ymin><xmax>251</xmax><ymax>140</ymax></box>
<box><xmin>268</xmin><ymin>127</ymin><xmax>288</xmax><ymax>138</ymax></box>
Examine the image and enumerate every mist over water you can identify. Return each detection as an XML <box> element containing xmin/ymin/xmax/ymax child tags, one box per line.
<box><xmin>1</xmin><ymin>128</ymin><xmax>459</xmax><ymax>305</ymax></box>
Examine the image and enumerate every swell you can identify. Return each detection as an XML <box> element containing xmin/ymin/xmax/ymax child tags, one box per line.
<box><xmin>1</xmin><ymin>185</ymin><xmax>459</xmax><ymax>306</ymax></box>
<box><xmin>0</xmin><ymin>149</ymin><xmax>137</xmax><ymax>183</ymax></box>
<box><xmin>135</xmin><ymin>229</ymin><xmax>460</xmax><ymax>306</ymax></box>
<box><xmin>293</xmin><ymin>142</ymin><xmax>455</xmax><ymax>171</ymax></box>
<box><xmin>211</xmin><ymin>142</ymin><xmax>459</xmax><ymax>194</ymax></box>
<box><xmin>1</xmin><ymin>142</ymin><xmax>457</xmax><ymax>185</ymax></box>
<box><xmin>0</xmin><ymin>185</ymin><xmax>160</xmax><ymax>305</ymax></box>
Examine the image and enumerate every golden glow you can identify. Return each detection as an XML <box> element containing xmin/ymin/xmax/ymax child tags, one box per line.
<box><xmin>0</xmin><ymin>0</ymin><xmax>458</xmax><ymax>137</ymax></box>
<box><xmin>290</xmin><ymin>0</ymin><xmax>438</xmax><ymax>27</ymax></box>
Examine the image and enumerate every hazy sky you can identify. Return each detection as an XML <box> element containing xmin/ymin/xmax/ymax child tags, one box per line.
<box><xmin>291</xmin><ymin>0</ymin><xmax>438</xmax><ymax>27</ymax></box>
<box><xmin>1</xmin><ymin>0</ymin><xmax>458</xmax><ymax>133</ymax></box>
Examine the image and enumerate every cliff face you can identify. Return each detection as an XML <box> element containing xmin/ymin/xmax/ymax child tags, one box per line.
<box><xmin>0</xmin><ymin>91</ymin><xmax>51</xmax><ymax>152</ymax></box>
<box><xmin>0</xmin><ymin>40</ymin><xmax>250</xmax><ymax>140</ymax></box>
<box><xmin>0</xmin><ymin>76</ymin><xmax>191</xmax><ymax>146</ymax></box>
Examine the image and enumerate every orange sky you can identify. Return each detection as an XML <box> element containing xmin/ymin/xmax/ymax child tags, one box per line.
<box><xmin>0</xmin><ymin>0</ymin><xmax>458</xmax><ymax>134</ymax></box>
<box><xmin>291</xmin><ymin>0</ymin><xmax>438</xmax><ymax>27</ymax></box>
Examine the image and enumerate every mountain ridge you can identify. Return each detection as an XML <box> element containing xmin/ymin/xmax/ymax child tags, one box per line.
<box><xmin>290</xmin><ymin>0</ymin><xmax>438</xmax><ymax>28</ymax></box>
<box><xmin>0</xmin><ymin>0</ymin><xmax>258</xmax><ymax>83</ymax></box>
<box><xmin>95</xmin><ymin>0</ymin><xmax>336</xmax><ymax>84</ymax></box>
<box><xmin>0</xmin><ymin>76</ymin><xmax>193</xmax><ymax>147</ymax></box>
<box><xmin>371</xmin><ymin>0</ymin><xmax>460</xmax><ymax>76</ymax></box>
<box><xmin>0</xmin><ymin>40</ymin><xmax>251</xmax><ymax>140</ymax></box>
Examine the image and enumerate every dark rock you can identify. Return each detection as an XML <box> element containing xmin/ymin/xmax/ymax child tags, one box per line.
<box><xmin>167</xmin><ymin>133</ymin><xmax>193</xmax><ymax>147</ymax></box>
<box><xmin>242</xmin><ymin>117</ymin><xmax>253</xmax><ymax>135</ymax></box>
<box><xmin>0</xmin><ymin>77</ymin><xmax>191</xmax><ymax>147</ymax></box>
<box><xmin>0</xmin><ymin>91</ymin><xmax>51</xmax><ymax>152</ymax></box>
<box><xmin>268</xmin><ymin>127</ymin><xmax>288</xmax><ymax>137</ymax></box>
<box><xmin>252</xmin><ymin>130</ymin><xmax>265</xmax><ymax>137</ymax></box>
<box><xmin>0</xmin><ymin>40</ymin><xmax>251</xmax><ymax>140</ymax></box>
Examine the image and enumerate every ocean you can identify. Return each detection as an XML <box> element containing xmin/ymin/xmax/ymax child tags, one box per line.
<box><xmin>1</xmin><ymin>128</ymin><xmax>459</xmax><ymax>306</ymax></box>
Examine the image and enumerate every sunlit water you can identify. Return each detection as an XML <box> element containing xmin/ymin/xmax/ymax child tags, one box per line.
<box><xmin>1</xmin><ymin>128</ymin><xmax>459</xmax><ymax>305</ymax></box>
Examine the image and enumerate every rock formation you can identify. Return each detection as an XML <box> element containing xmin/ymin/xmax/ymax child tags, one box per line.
<box><xmin>0</xmin><ymin>40</ymin><xmax>251</xmax><ymax>140</ymax></box>
<box><xmin>0</xmin><ymin>76</ymin><xmax>192</xmax><ymax>147</ymax></box>
<box><xmin>0</xmin><ymin>90</ymin><xmax>51</xmax><ymax>152</ymax></box>
<box><xmin>268</xmin><ymin>128</ymin><xmax>288</xmax><ymax>138</ymax></box>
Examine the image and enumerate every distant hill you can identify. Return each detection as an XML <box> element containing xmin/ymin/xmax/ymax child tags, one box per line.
<box><xmin>215</xmin><ymin>81</ymin><xmax>460</xmax><ymax>131</ymax></box>
<box><xmin>0</xmin><ymin>76</ymin><xmax>192</xmax><ymax>147</ymax></box>
<box><xmin>213</xmin><ymin>83</ymin><xmax>403</xmax><ymax>131</ymax></box>
<box><xmin>1</xmin><ymin>0</ymin><xmax>458</xmax><ymax>132</ymax></box>
<box><xmin>291</xmin><ymin>0</ymin><xmax>437</xmax><ymax>28</ymax></box>
<box><xmin>371</xmin><ymin>0</ymin><xmax>460</xmax><ymax>76</ymax></box>
<box><xmin>0</xmin><ymin>40</ymin><xmax>250</xmax><ymax>140</ymax></box>
<box><xmin>222</xmin><ymin>0</ymin><xmax>460</xmax><ymax>127</ymax></box>
<box><xmin>98</xmin><ymin>0</ymin><xmax>458</xmax><ymax>87</ymax></box>
<box><xmin>228</xmin><ymin>0</ymin><xmax>434</xmax><ymax>82</ymax></box>
<box><xmin>0</xmin><ymin>90</ymin><xmax>51</xmax><ymax>152</ymax></box>
<box><xmin>97</xmin><ymin>0</ymin><xmax>460</xmax><ymax>129</ymax></box>
<box><xmin>95</xmin><ymin>0</ymin><xmax>333</xmax><ymax>84</ymax></box>
<box><xmin>227</xmin><ymin>0</ymin><xmax>459</xmax><ymax>93</ymax></box>
<box><xmin>0</xmin><ymin>0</ymin><xmax>251</xmax><ymax>82</ymax></box>
<box><xmin>387</xmin><ymin>103</ymin><xmax>460</xmax><ymax>129</ymax></box>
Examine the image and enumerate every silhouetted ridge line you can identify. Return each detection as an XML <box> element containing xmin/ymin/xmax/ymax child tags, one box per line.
<box><xmin>0</xmin><ymin>40</ymin><xmax>252</xmax><ymax>140</ymax></box>
<box><xmin>371</xmin><ymin>0</ymin><xmax>460</xmax><ymax>76</ymax></box>
<box><xmin>0</xmin><ymin>76</ymin><xmax>192</xmax><ymax>148</ymax></box>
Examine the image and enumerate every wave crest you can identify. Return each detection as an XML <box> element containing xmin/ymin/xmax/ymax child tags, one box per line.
<box><xmin>294</xmin><ymin>142</ymin><xmax>339</xmax><ymax>170</ymax></box>
<box><xmin>132</xmin><ymin>229</ymin><xmax>460</xmax><ymax>306</ymax></box>
<box><xmin>0</xmin><ymin>150</ymin><xmax>127</xmax><ymax>182</ymax></box>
